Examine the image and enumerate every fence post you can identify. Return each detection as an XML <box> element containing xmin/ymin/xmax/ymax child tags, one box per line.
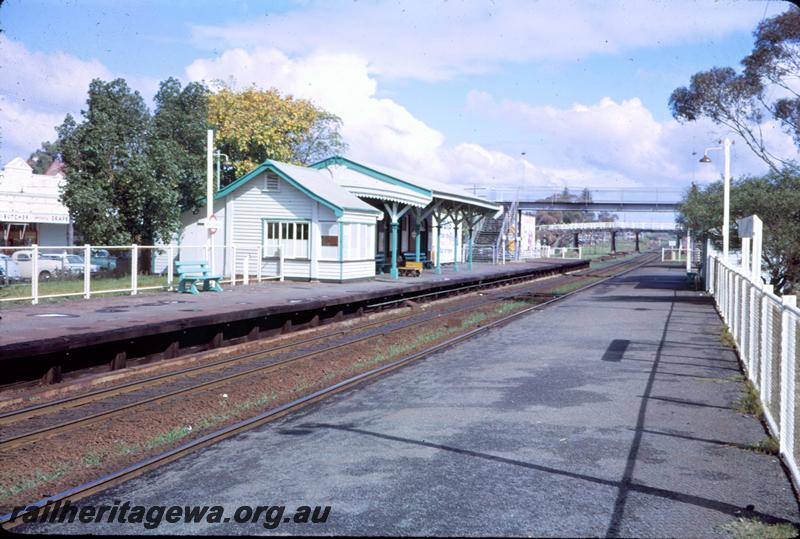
<box><xmin>131</xmin><ymin>244</ymin><xmax>138</xmax><ymax>295</ymax></box>
<box><xmin>740</xmin><ymin>275</ymin><xmax>749</xmax><ymax>362</ymax></box>
<box><xmin>732</xmin><ymin>273</ymin><xmax>740</xmax><ymax>342</ymax></box>
<box><xmin>84</xmin><ymin>244</ymin><xmax>91</xmax><ymax>299</ymax></box>
<box><xmin>243</xmin><ymin>255</ymin><xmax>250</xmax><ymax>285</ymax></box>
<box><xmin>705</xmin><ymin>239</ymin><xmax>713</xmax><ymax>292</ymax></box>
<box><xmin>230</xmin><ymin>245</ymin><xmax>237</xmax><ymax>286</ymax></box>
<box><xmin>32</xmin><ymin>244</ymin><xmax>39</xmax><ymax>305</ymax></box>
<box><xmin>167</xmin><ymin>244</ymin><xmax>174</xmax><ymax>291</ymax></box>
<box><xmin>686</xmin><ymin>231</ymin><xmax>692</xmax><ymax>272</ymax></box>
<box><xmin>257</xmin><ymin>245</ymin><xmax>263</xmax><ymax>282</ymax></box>
<box><xmin>749</xmin><ymin>284</ymin><xmax>758</xmax><ymax>376</ymax></box>
<box><xmin>760</xmin><ymin>284</ymin><xmax>774</xmax><ymax>401</ymax></box>
<box><xmin>780</xmin><ymin>295</ymin><xmax>797</xmax><ymax>457</ymax></box>
<box><xmin>279</xmin><ymin>246</ymin><xmax>285</xmax><ymax>282</ymax></box>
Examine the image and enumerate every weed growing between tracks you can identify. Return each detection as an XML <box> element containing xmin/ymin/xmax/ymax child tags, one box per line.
<box><xmin>0</xmin><ymin>298</ymin><xmax>537</xmax><ymax>513</ymax></box>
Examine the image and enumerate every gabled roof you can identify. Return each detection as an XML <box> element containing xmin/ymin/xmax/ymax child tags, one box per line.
<box><xmin>323</xmin><ymin>165</ymin><xmax>431</xmax><ymax>208</ymax></box>
<box><xmin>3</xmin><ymin>157</ymin><xmax>32</xmax><ymax>172</ymax></box>
<box><xmin>311</xmin><ymin>156</ymin><xmax>501</xmax><ymax>213</ymax></box>
<box><xmin>214</xmin><ymin>159</ymin><xmax>382</xmax><ymax>218</ymax></box>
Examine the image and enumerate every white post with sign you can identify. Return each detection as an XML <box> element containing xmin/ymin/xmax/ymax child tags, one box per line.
<box><xmin>737</xmin><ymin>215</ymin><xmax>763</xmax><ymax>284</ymax></box>
<box><xmin>206</xmin><ymin>129</ymin><xmax>215</xmax><ymax>274</ymax></box>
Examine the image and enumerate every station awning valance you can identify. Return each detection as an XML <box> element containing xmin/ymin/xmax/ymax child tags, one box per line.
<box><xmin>326</xmin><ymin>165</ymin><xmax>431</xmax><ymax>208</ymax></box>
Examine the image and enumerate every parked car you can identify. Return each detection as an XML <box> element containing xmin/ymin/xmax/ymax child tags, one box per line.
<box><xmin>10</xmin><ymin>250</ymin><xmax>67</xmax><ymax>280</ymax></box>
<box><xmin>0</xmin><ymin>254</ymin><xmax>22</xmax><ymax>282</ymax></box>
<box><xmin>40</xmin><ymin>253</ymin><xmax>100</xmax><ymax>275</ymax></box>
<box><xmin>91</xmin><ymin>249</ymin><xmax>117</xmax><ymax>272</ymax></box>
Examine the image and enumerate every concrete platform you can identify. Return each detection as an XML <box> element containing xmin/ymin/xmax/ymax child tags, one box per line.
<box><xmin>0</xmin><ymin>259</ymin><xmax>585</xmax><ymax>383</ymax></box>
<box><xmin>18</xmin><ymin>260</ymin><xmax>800</xmax><ymax>536</ymax></box>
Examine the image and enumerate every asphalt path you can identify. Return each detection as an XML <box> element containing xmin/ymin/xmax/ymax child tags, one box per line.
<box><xmin>19</xmin><ymin>261</ymin><xmax>800</xmax><ymax>537</ymax></box>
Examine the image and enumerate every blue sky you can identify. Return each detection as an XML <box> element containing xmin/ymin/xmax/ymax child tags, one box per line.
<box><xmin>0</xmin><ymin>0</ymin><xmax>795</xmax><ymax>195</ymax></box>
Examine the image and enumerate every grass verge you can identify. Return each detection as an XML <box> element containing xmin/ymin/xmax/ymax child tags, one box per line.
<box><xmin>720</xmin><ymin>517</ymin><xmax>797</xmax><ymax>539</ymax></box>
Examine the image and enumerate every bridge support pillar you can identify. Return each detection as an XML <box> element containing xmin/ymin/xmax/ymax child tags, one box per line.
<box><xmin>573</xmin><ymin>233</ymin><xmax>579</xmax><ymax>248</ymax></box>
<box><xmin>635</xmin><ymin>232</ymin><xmax>640</xmax><ymax>252</ymax></box>
<box><xmin>611</xmin><ymin>231</ymin><xmax>617</xmax><ymax>253</ymax></box>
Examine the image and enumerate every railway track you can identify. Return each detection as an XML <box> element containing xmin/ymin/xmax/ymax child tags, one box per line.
<box><xmin>0</xmin><ymin>251</ymin><xmax>657</xmax><ymax>526</ymax></box>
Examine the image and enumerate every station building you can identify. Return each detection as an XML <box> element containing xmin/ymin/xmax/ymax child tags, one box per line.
<box><xmin>0</xmin><ymin>157</ymin><xmax>72</xmax><ymax>247</ymax></box>
<box><xmin>177</xmin><ymin>156</ymin><xmax>501</xmax><ymax>282</ymax></box>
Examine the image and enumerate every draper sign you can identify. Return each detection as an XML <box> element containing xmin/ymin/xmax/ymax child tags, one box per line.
<box><xmin>0</xmin><ymin>212</ymin><xmax>70</xmax><ymax>223</ymax></box>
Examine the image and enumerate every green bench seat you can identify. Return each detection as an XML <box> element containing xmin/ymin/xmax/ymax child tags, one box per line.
<box><xmin>176</xmin><ymin>260</ymin><xmax>223</xmax><ymax>295</ymax></box>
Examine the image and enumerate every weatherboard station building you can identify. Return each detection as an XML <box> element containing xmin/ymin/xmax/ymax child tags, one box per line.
<box><xmin>177</xmin><ymin>156</ymin><xmax>502</xmax><ymax>282</ymax></box>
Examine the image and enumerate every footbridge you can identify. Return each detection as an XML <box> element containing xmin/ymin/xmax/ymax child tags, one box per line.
<box><xmin>539</xmin><ymin>221</ymin><xmax>680</xmax><ymax>252</ymax></box>
<box><xmin>482</xmin><ymin>187</ymin><xmax>682</xmax><ymax>213</ymax></box>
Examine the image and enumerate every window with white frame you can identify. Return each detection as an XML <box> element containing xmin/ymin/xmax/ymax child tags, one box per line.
<box><xmin>263</xmin><ymin>220</ymin><xmax>309</xmax><ymax>258</ymax></box>
<box><xmin>342</xmin><ymin>223</ymin><xmax>374</xmax><ymax>260</ymax></box>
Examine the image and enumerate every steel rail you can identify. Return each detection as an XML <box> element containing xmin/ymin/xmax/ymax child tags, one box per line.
<box><xmin>0</xmin><ymin>256</ymin><xmax>644</xmax><ymax>449</ymax></box>
<box><xmin>0</xmin><ymin>252</ymin><xmax>657</xmax><ymax>528</ymax></box>
<box><xmin>0</xmin><ymin>262</ymin><xmax>579</xmax><ymax>424</ymax></box>
<box><xmin>0</xmin><ymin>254</ymin><xmax>624</xmax><ymax>425</ymax></box>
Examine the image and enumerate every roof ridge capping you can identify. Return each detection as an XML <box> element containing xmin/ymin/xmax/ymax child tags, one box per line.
<box><xmin>310</xmin><ymin>155</ymin><xmax>501</xmax><ymax>213</ymax></box>
<box><xmin>214</xmin><ymin>158</ymin><xmax>381</xmax><ymax>217</ymax></box>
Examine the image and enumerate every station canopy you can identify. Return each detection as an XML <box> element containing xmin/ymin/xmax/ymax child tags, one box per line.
<box><xmin>312</xmin><ymin>156</ymin><xmax>503</xmax><ymax>217</ymax></box>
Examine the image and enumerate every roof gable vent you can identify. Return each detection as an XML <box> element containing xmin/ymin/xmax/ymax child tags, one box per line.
<box><xmin>263</xmin><ymin>171</ymin><xmax>280</xmax><ymax>192</ymax></box>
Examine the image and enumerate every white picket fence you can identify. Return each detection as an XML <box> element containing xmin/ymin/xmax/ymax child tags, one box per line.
<box><xmin>707</xmin><ymin>254</ymin><xmax>800</xmax><ymax>486</ymax></box>
<box><xmin>661</xmin><ymin>247</ymin><xmax>685</xmax><ymax>261</ymax></box>
<box><xmin>0</xmin><ymin>244</ymin><xmax>284</xmax><ymax>305</ymax></box>
<box><xmin>545</xmin><ymin>246</ymin><xmax>582</xmax><ymax>259</ymax></box>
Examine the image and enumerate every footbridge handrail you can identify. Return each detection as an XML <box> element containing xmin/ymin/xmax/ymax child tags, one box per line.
<box><xmin>539</xmin><ymin>222</ymin><xmax>678</xmax><ymax>232</ymax></box>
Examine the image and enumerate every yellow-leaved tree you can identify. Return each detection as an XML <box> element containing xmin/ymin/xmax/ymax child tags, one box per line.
<box><xmin>208</xmin><ymin>81</ymin><xmax>347</xmax><ymax>182</ymax></box>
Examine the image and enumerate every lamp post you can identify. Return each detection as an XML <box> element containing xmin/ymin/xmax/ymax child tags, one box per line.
<box><xmin>699</xmin><ymin>137</ymin><xmax>734</xmax><ymax>263</ymax></box>
<box><xmin>214</xmin><ymin>150</ymin><xmax>230</xmax><ymax>191</ymax></box>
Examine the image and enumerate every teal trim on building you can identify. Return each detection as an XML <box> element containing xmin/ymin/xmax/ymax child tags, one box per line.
<box><xmin>215</xmin><ymin>161</ymin><xmax>345</xmax><ymax>218</ymax></box>
<box><xmin>311</xmin><ymin>156</ymin><xmax>432</xmax><ymax>197</ymax></box>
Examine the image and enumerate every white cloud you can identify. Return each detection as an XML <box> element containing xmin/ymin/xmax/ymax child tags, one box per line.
<box><xmin>185</xmin><ymin>45</ymin><xmax>800</xmax><ymax>198</ymax></box>
<box><xmin>464</xmin><ymin>91</ymin><xmax>800</xmax><ymax>190</ymax></box>
<box><xmin>191</xmin><ymin>0</ymin><xmax>777</xmax><ymax>81</ymax></box>
<box><xmin>0</xmin><ymin>36</ymin><xmax>114</xmax><ymax>162</ymax></box>
<box><xmin>0</xmin><ymin>35</ymin><xmax>113</xmax><ymax>111</ymax></box>
<box><xmin>0</xmin><ymin>36</ymin><xmax>161</xmax><ymax>164</ymax></box>
<box><xmin>0</xmin><ymin>96</ymin><xmax>65</xmax><ymax>163</ymax></box>
<box><xmin>186</xmin><ymin>48</ymin><xmax>449</xmax><ymax>178</ymax></box>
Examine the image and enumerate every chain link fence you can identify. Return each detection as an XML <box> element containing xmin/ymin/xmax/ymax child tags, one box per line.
<box><xmin>707</xmin><ymin>254</ymin><xmax>800</xmax><ymax>487</ymax></box>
